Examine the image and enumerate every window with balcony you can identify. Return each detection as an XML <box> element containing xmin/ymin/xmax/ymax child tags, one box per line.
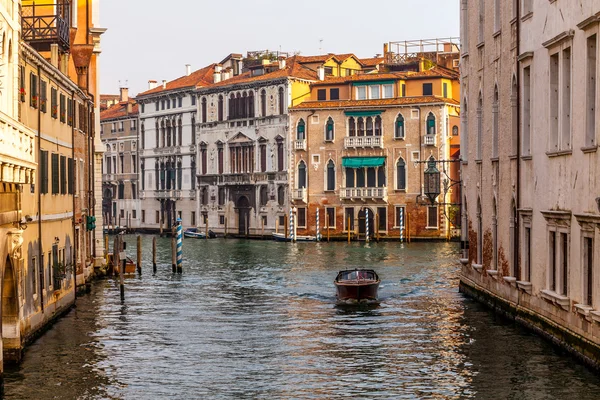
<box><xmin>325</xmin><ymin>117</ymin><xmax>334</xmax><ymax>141</ymax></box>
<box><xmin>297</xmin><ymin>119</ymin><xmax>306</xmax><ymax>140</ymax></box>
<box><xmin>426</xmin><ymin>112</ymin><xmax>436</xmax><ymax>135</ymax></box>
<box><xmin>326</xmin><ymin>160</ymin><xmax>335</xmax><ymax>191</ymax></box>
<box><xmin>395</xmin><ymin>114</ymin><xmax>405</xmax><ymax>139</ymax></box>
<box><xmin>374</xmin><ymin>116</ymin><xmax>381</xmax><ymax>136</ymax></box>
<box><xmin>396</xmin><ymin>158</ymin><xmax>406</xmax><ymax>190</ymax></box>
<box><xmin>357</xmin><ymin>117</ymin><xmax>365</xmax><ymax>136</ymax></box>
<box><xmin>298</xmin><ymin>161</ymin><xmax>307</xmax><ymax>189</ymax></box>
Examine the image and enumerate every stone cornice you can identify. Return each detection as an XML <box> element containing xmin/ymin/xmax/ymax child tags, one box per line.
<box><xmin>542</xmin><ymin>29</ymin><xmax>575</xmax><ymax>49</ymax></box>
<box><xmin>198</xmin><ymin>77</ymin><xmax>289</xmax><ymax>96</ymax></box>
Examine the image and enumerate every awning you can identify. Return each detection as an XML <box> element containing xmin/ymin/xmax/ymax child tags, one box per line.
<box><xmin>342</xmin><ymin>157</ymin><xmax>386</xmax><ymax>168</ymax></box>
<box><xmin>344</xmin><ymin>110</ymin><xmax>383</xmax><ymax>117</ymax></box>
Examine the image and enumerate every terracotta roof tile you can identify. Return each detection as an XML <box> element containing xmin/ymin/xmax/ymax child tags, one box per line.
<box><xmin>405</xmin><ymin>66</ymin><xmax>459</xmax><ymax>80</ymax></box>
<box><xmin>137</xmin><ymin>64</ymin><xmax>216</xmax><ymax>97</ymax></box>
<box><xmin>359</xmin><ymin>57</ymin><xmax>385</xmax><ymax>67</ymax></box>
<box><xmin>100</xmin><ymin>100</ymin><xmax>139</xmax><ymax>120</ymax></box>
<box><xmin>290</xmin><ymin>96</ymin><xmax>459</xmax><ymax>110</ymax></box>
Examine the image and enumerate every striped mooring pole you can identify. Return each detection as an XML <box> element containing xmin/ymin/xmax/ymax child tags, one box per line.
<box><xmin>400</xmin><ymin>208</ymin><xmax>405</xmax><ymax>243</ymax></box>
<box><xmin>365</xmin><ymin>208</ymin><xmax>370</xmax><ymax>243</ymax></box>
<box><xmin>176</xmin><ymin>218</ymin><xmax>183</xmax><ymax>273</ymax></box>
<box><xmin>289</xmin><ymin>209</ymin><xmax>294</xmax><ymax>241</ymax></box>
<box><xmin>316</xmin><ymin>208</ymin><xmax>321</xmax><ymax>242</ymax></box>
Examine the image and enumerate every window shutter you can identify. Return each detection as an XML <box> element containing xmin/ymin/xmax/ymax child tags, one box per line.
<box><xmin>41</xmin><ymin>151</ymin><xmax>49</xmax><ymax>194</ymax></box>
<box><xmin>68</xmin><ymin>158</ymin><xmax>74</xmax><ymax>195</ymax></box>
<box><xmin>51</xmin><ymin>154</ymin><xmax>59</xmax><ymax>194</ymax></box>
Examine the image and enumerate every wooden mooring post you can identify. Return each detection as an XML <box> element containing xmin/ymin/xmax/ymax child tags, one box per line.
<box><xmin>152</xmin><ymin>236</ymin><xmax>157</xmax><ymax>274</ymax></box>
<box><xmin>137</xmin><ymin>235</ymin><xmax>142</xmax><ymax>275</ymax></box>
<box><xmin>119</xmin><ymin>236</ymin><xmax>125</xmax><ymax>302</ymax></box>
<box><xmin>104</xmin><ymin>235</ymin><xmax>109</xmax><ymax>257</ymax></box>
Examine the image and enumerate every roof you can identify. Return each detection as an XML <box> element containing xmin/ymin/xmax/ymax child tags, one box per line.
<box><xmin>137</xmin><ymin>63</ymin><xmax>216</xmax><ymax>97</ymax></box>
<box><xmin>100</xmin><ymin>100</ymin><xmax>139</xmax><ymax>121</ymax></box>
<box><xmin>359</xmin><ymin>57</ymin><xmax>385</xmax><ymax>67</ymax></box>
<box><xmin>200</xmin><ymin>56</ymin><xmax>318</xmax><ymax>90</ymax></box>
<box><xmin>290</xmin><ymin>96</ymin><xmax>460</xmax><ymax>110</ymax></box>
<box><xmin>404</xmin><ymin>66</ymin><xmax>459</xmax><ymax>80</ymax></box>
<box><xmin>100</xmin><ymin>94</ymin><xmax>120</xmax><ymax>101</ymax></box>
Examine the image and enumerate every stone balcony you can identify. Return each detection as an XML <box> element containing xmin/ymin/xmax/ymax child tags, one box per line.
<box><xmin>340</xmin><ymin>187</ymin><xmax>387</xmax><ymax>201</ymax></box>
<box><xmin>0</xmin><ymin>110</ymin><xmax>36</xmax><ymax>184</ymax></box>
<box><xmin>294</xmin><ymin>140</ymin><xmax>306</xmax><ymax>151</ymax></box>
<box><xmin>344</xmin><ymin>136</ymin><xmax>383</xmax><ymax>149</ymax></box>
<box><xmin>198</xmin><ymin>172</ymin><xmax>287</xmax><ymax>186</ymax></box>
<box><xmin>292</xmin><ymin>188</ymin><xmax>307</xmax><ymax>203</ymax></box>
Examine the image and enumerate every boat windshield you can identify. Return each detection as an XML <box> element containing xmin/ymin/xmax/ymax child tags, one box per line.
<box><xmin>339</xmin><ymin>270</ymin><xmax>376</xmax><ymax>281</ymax></box>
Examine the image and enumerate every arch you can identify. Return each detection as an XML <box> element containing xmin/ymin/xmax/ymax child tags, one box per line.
<box><xmin>366</xmin><ymin>116</ymin><xmax>373</xmax><ymax>136</ymax></box>
<box><xmin>278</xmin><ymin>86</ymin><xmax>285</xmax><ymax>115</ymax></box>
<box><xmin>218</xmin><ymin>95</ymin><xmax>224</xmax><ymax>121</ymax></box>
<box><xmin>260</xmin><ymin>89</ymin><xmax>267</xmax><ymax>116</ymax></box>
<box><xmin>248</xmin><ymin>90</ymin><xmax>255</xmax><ymax>117</ymax></box>
<box><xmin>477</xmin><ymin>92</ymin><xmax>483</xmax><ymax>159</ymax></box>
<box><xmin>236</xmin><ymin>195</ymin><xmax>250</xmax><ymax>236</ymax></box>
<box><xmin>297</xmin><ymin>160</ymin><xmax>307</xmax><ymax>189</ymax></box>
<box><xmin>297</xmin><ymin>118</ymin><xmax>306</xmax><ymax>140</ymax></box>
<box><xmin>395</xmin><ymin>113</ymin><xmax>405</xmax><ymax>139</ymax></box>
<box><xmin>374</xmin><ymin>115</ymin><xmax>382</xmax><ymax>136</ymax></box>
<box><xmin>3</xmin><ymin>256</ymin><xmax>20</xmax><ymax>354</ymax></box>
<box><xmin>201</xmin><ymin>97</ymin><xmax>207</xmax><ymax>123</ymax></box>
<box><xmin>326</xmin><ymin>159</ymin><xmax>335</xmax><ymax>191</ymax></box>
<box><xmin>426</xmin><ymin>112</ymin><xmax>436</xmax><ymax>135</ymax></box>
<box><xmin>348</xmin><ymin>116</ymin><xmax>356</xmax><ymax>137</ymax></box>
<box><xmin>325</xmin><ymin>117</ymin><xmax>334</xmax><ymax>141</ymax></box>
<box><xmin>396</xmin><ymin>157</ymin><xmax>407</xmax><ymax>190</ymax></box>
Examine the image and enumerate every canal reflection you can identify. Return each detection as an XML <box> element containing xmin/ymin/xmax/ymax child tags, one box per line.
<box><xmin>4</xmin><ymin>239</ymin><xmax>600</xmax><ymax>399</ymax></box>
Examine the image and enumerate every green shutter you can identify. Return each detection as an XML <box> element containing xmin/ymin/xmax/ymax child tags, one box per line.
<box><xmin>51</xmin><ymin>154</ymin><xmax>59</xmax><ymax>194</ymax></box>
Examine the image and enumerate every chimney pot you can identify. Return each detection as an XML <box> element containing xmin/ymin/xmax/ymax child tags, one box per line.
<box><xmin>120</xmin><ymin>87</ymin><xmax>129</xmax><ymax>102</ymax></box>
<box><xmin>148</xmin><ymin>80</ymin><xmax>157</xmax><ymax>90</ymax></box>
<box><xmin>162</xmin><ymin>80</ymin><xmax>167</xmax><ymax>89</ymax></box>
<box><xmin>186</xmin><ymin>64</ymin><xmax>191</xmax><ymax>76</ymax></box>
<box><xmin>317</xmin><ymin>66</ymin><xmax>325</xmax><ymax>81</ymax></box>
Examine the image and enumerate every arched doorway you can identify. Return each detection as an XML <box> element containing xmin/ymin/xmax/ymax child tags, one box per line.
<box><xmin>3</xmin><ymin>256</ymin><xmax>20</xmax><ymax>361</ymax></box>
<box><xmin>237</xmin><ymin>196</ymin><xmax>250</xmax><ymax>236</ymax></box>
<box><xmin>358</xmin><ymin>207</ymin><xmax>375</xmax><ymax>239</ymax></box>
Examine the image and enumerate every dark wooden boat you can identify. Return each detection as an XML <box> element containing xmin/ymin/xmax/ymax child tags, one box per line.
<box><xmin>334</xmin><ymin>269</ymin><xmax>380</xmax><ymax>304</ymax></box>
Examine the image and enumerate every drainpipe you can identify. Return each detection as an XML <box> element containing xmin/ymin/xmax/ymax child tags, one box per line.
<box><xmin>71</xmin><ymin>90</ymin><xmax>77</xmax><ymax>299</ymax></box>
<box><xmin>36</xmin><ymin>64</ymin><xmax>44</xmax><ymax>312</ymax></box>
<box><xmin>418</xmin><ymin>107</ymin><xmax>423</xmax><ymax>198</ymax></box>
<box><xmin>516</xmin><ymin>0</ymin><xmax>521</xmax><ymax>278</ymax></box>
<box><xmin>88</xmin><ymin>96</ymin><xmax>96</xmax><ymax>258</ymax></box>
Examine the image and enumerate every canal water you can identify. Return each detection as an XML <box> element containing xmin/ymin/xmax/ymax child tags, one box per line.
<box><xmin>4</xmin><ymin>238</ymin><xmax>600</xmax><ymax>399</ymax></box>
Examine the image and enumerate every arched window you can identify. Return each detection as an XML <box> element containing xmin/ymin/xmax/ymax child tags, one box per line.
<box><xmin>326</xmin><ymin>160</ymin><xmax>335</xmax><ymax>191</ymax></box>
<box><xmin>395</xmin><ymin>114</ymin><xmax>405</xmax><ymax>139</ymax></box>
<box><xmin>260</xmin><ymin>89</ymin><xmax>267</xmax><ymax>116</ymax></box>
<box><xmin>218</xmin><ymin>95</ymin><xmax>224</xmax><ymax>121</ymax></box>
<box><xmin>297</xmin><ymin>119</ymin><xmax>306</xmax><ymax>140</ymax></box>
<box><xmin>278</xmin><ymin>87</ymin><xmax>285</xmax><ymax>115</ymax></box>
<box><xmin>249</xmin><ymin>91</ymin><xmax>255</xmax><ymax>117</ymax></box>
<box><xmin>325</xmin><ymin>117</ymin><xmax>334</xmax><ymax>141</ymax></box>
<box><xmin>426</xmin><ymin>112</ymin><xmax>436</xmax><ymax>135</ymax></box>
<box><xmin>236</xmin><ymin>92</ymin><xmax>242</xmax><ymax>118</ymax></box>
<box><xmin>278</xmin><ymin>185</ymin><xmax>285</xmax><ymax>206</ymax></box>
<box><xmin>492</xmin><ymin>85</ymin><xmax>499</xmax><ymax>158</ymax></box>
<box><xmin>242</xmin><ymin>92</ymin><xmax>248</xmax><ymax>118</ymax></box>
<box><xmin>348</xmin><ymin>117</ymin><xmax>356</xmax><ymax>136</ymax></box>
<box><xmin>492</xmin><ymin>197</ymin><xmax>498</xmax><ymax>270</ymax></box>
<box><xmin>396</xmin><ymin>158</ymin><xmax>406</xmax><ymax>190</ymax></box>
<box><xmin>477</xmin><ymin>93</ymin><xmax>483</xmax><ymax>159</ymax></box>
<box><xmin>201</xmin><ymin>97</ymin><xmax>207</xmax><ymax>123</ymax></box>
<box><xmin>178</xmin><ymin>119</ymin><xmax>183</xmax><ymax>146</ymax></box>
<box><xmin>357</xmin><ymin>117</ymin><xmax>365</xmax><ymax>136</ymax></box>
<box><xmin>228</xmin><ymin>93</ymin><xmax>235</xmax><ymax>119</ymax></box>
<box><xmin>374</xmin><ymin>116</ymin><xmax>382</xmax><ymax>136</ymax></box>
<box><xmin>298</xmin><ymin>161</ymin><xmax>307</xmax><ymax>189</ymax></box>
<box><xmin>366</xmin><ymin>117</ymin><xmax>373</xmax><ymax>136</ymax></box>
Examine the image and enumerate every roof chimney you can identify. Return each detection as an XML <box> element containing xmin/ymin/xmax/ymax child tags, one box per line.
<box><xmin>186</xmin><ymin>64</ymin><xmax>191</xmax><ymax>76</ymax></box>
<box><xmin>317</xmin><ymin>66</ymin><xmax>325</xmax><ymax>81</ymax></box>
<box><xmin>214</xmin><ymin>64</ymin><xmax>222</xmax><ymax>83</ymax></box>
<box><xmin>119</xmin><ymin>87</ymin><xmax>129</xmax><ymax>102</ymax></box>
<box><xmin>148</xmin><ymin>80</ymin><xmax>157</xmax><ymax>90</ymax></box>
<box><xmin>278</xmin><ymin>57</ymin><xmax>286</xmax><ymax>70</ymax></box>
<box><xmin>162</xmin><ymin>80</ymin><xmax>167</xmax><ymax>89</ymax></box>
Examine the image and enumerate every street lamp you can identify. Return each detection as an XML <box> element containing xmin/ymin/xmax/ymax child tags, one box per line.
<box><xmin>424</xmin><ymin>156</ymin><xmax>441</xmax><ymax>205</ymax></box>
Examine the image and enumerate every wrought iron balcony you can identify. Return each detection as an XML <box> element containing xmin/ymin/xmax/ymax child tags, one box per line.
<box><xmin>292</xmin><ymin>188</ymin><xmax>307</xmax><ymax>203</ymax></box>
<box><xmin>340</xmin><ymin>187</ymin><xmax>387</xmax><ymax>200</ymax></box>
<box><xmin>344</xmin><ymin>136</ymin><xmax>383</xmax><ymax>149</ymax></box>
<box><xmin>21</xmin><ymin>1</ymin><xmax>71</xmax><ymax>53</ymax></box>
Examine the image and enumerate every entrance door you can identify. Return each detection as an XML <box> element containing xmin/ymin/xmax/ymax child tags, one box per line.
<box><xmin>358</xmin><ymin>208</ymin><xmax>374</xmax><ymax>238</ymax></box>
<box><xmin>237</xmin><ymin>196</ymin><xmax>250</xmax><ymax>236</ymax></box>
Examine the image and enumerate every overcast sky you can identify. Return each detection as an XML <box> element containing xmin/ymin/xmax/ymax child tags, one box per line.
<box><xmin>99</xmin><ymin>0</ymin><xmax>459</xmax><ymax>96</ymax></box>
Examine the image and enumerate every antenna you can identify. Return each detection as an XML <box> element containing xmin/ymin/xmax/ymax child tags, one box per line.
<box><xmin>319</xmin><ymin>39</ymin><xmax>323</xmax><ymax>53</ymax></box>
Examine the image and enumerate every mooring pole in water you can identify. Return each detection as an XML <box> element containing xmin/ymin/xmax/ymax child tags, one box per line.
<box><xmin>205</xmin><ymin>217</ymin><xmax>209</xmax><ymax>239</ymax></box>
<box><xmin>284</xmin><ymin>214</ymin><xmax>288</xmax><ymax>239</ymax></box>
<box><xmin>113</xmin><ymin>237</ymin><xmax>119</xmax><ymax>276</ymax></box>
<box><xmin>152</xmin><ymin>236</ymin><xmax>157</xmax><ymax>274</ymax></box>
<box><xmin>400</xmin><ymin>207</ymin><xmax>404</xmax><ymax>243</ymax></box>
<box><xmin>119</xmin><ymin>235</ymin><xmax>125</xmax><ymax>302</ymax></box>
<box><xmin>224</xmin><ymin>217</ymin><xmax>228</xmax><ymax>239</ymax></box>
<box><xmin>104</xmin><ymin>234</ymin><xmax>109</xmax><ymax>257</ymax></box>
<box><xmin>137</xmin><ymin>235</ymin><xmax>142</xmax><ymax>275</ymax></box>
<box><xmin>171</xmin><ymin>237</ymin><xmax>176</xmax><ymax>273</ymax></box>
<box><xmin>289</xmin><ymin>209</ymin><xmax>294</xmax><ymax>241</ymax></box>
<box><xmin>365</xmin><ymin>208</ymin><xmax>370</xmax><ymax>243</ymax></box>
<box><xmin>347</xmin><ymin>216</ymin><xmax>351</xmax><ymax>244</ymax></box>
<box><xmin>176</xmin><ymin>218</ymin><xmax>183</xmax><ymax>273</ymax></box>
<box><xmin>316</xmin><ymin>207</ymin><xmax>320</xmax><ymax>242</ymax></box>
<box><xmin>327</xmin><ymin>220</ymin><xmax>330</xmax><ymax>242</ymax></box>
<box><xmin>375</xmin><ymin>212</ymin><xmax>380</xmax><ymax>242</ymax></box>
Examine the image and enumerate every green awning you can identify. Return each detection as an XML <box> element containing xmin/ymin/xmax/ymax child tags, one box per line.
<box><xmin>342</xmin><ymin>157</ymin><xmax>386</xmax><ymax>168</ymax></box>
<box><xmin>344</xmin><ymin>110</ymin><xmax>383</xmax><ymax>117</ymax></box>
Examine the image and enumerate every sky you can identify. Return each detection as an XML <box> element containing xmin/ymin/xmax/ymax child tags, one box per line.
<box><xmin>99</xmin><ymin>0</ymin><xmax>460</xmax><ymax>97</ymax></box>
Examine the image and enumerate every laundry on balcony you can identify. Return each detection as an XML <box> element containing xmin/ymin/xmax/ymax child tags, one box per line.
<box><xmin>342</xmin><ymin>157</ymin><xmax>386</xmax><ymax>168</ymax></box>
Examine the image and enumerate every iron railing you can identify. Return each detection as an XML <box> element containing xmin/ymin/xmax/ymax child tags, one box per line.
<box><xmin>21</xmin><ymin>1</ymin><xmax>71</xmax><ymax>52</ymax></box>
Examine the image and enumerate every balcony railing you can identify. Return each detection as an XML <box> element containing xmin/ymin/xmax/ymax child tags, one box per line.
<box><xmin>340</xmin><ymin>187</ymin><xmax>387</xmax><ymax>200</ymax></box>
<box><xmin>21</xmin><ymin>1</ymin><xmax>71</xmax><ymax>52</ymax></box>
<box><xmin>198</xmin><ymin>172</ymin><xmax>288</xmax><ymax>186</ymax></box>
<box><xmin>344</xmin><ymin>136</ymin><xmax>383</xmax><ymax>149</ymax></box>
<box><xmin>292</xmin><ymin>188</ymin><xmax>307</xmax><ymax>203</ymax></box>
<box><xmin>294</xmin><ymin>140</ymin><xmax>306</xmax><ymax>151</ymax></box>
<box><xmin>424</xmin><ymin>134</ymin><xmax>436</xmax><ymax>146</ymax></box>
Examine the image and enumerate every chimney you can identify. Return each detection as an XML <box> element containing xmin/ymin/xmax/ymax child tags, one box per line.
<box><xmin>162</xmin><ymin>80</ymin><xmax>167</xmax><ymax>89</ymax></box>
<box><xmin>278</xmin><ymin>57</ymin><xmax>286</xmax><ymax>70</ymax></box>
<box><xmin>383</xmin><ymin>43</ymin><xmax>389</xmax><ymax>57</ymax></box>
<box><xmin>186</xmin><ymin>64</ymin><xmax>191</xmax><ymax>76</ymax></box>
<box><xmin>120</xmin><ymin>87</ymin><xmax>129</xmax><ymax>102</ymax></box>
<box><xmin>237</xmin><ymin>60</ymin><xmax>243</xmax><ymax>75</ymax></box>
<box><xmin>317</xmin><ymin>66</ymin><xmax>325</xmax><ymax>81</ymax></box>
<box><xmin>126</xmin><ymin>102</ymin><xmax>132</xmax><ymax>114</ymax></box>
<box><xmin>148</xmin><ymin>80</ymin><xmax>157</xmax><ymax>90</ymax></box>
<box><xmin>50</xmin><ymin>44</ymin><xmax>59</xmax><ymax>68</ymax></box>
<box><xmin>262</xmin><ymin>58</ymin><xmax>270</xmax><ymax>66</ymax></box>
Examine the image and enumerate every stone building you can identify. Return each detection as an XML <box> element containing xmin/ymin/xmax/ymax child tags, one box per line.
<box><xmin>194</xmin><ymin>54</ymin><xmax>315</xmax><ymax>236</ymax></box>
<box><xmin>289</xmin><ymin>48</ymin><xmax>460</xmax><ymax>240</ymax></box>
<box><xmin>136</xmin><ymin>64</ymin><xmax>216</xmax><ymax>233</ymax></box>
<box><xmin>460</xmin><ymin>0</ymin><xmax>600</xmax><ymax>367</ymax></box>
<box><xmin>100</xmin><ymin>88</ymin><xmax>140</xmax><ymax>230</ymax></box>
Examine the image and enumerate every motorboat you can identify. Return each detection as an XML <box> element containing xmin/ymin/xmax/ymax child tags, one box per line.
<box><xmin>334</xmin><ymin>269</ymin><xmax>380</xmax><ymax>304</ymax></box>
<box><xmin>272</xmin><ymin>232</ymin><xmax>317</xmax><ymax>242</ymax></box>
<box><xmin>184</xmin><ymin>228</ymin><xmax>207</xmax><ymax>239</ymax></box>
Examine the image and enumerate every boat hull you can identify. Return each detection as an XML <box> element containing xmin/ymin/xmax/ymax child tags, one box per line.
<box><xmin>335</xmin><ymin>282</ymin><xmax>380</xmax><ymax>303</ymax></box>
<box><xmin>184</xmin><ymin>232</ymin><xmax>206</xmax><ymax>239</ymax></box>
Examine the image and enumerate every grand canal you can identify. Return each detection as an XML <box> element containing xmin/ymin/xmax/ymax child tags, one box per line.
<box><xmin>4</xmin><ymin>238</ymin><xmax>600</xmax><ymax>399</ymax></box>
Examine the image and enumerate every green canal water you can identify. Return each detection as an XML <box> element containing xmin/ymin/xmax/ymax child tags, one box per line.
<box><xmin>4</xmin><ymin>238</ymin><xmax>600</xmax><ymax>399</ymax></box>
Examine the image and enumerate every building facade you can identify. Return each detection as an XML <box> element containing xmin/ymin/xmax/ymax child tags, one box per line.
<box><xmin>194</xmin><ymin>55</ymin><xmax>314</xmax><ymax>236</ymax></box>
<box><xmin>289</xmin><ymin>54</ymin><xmax>460</xmax><ymax>240</ymax></box>
<box><xmin>460</xmin><ymin>0</ymin><xmax>600</xmax><ymax>367</ymax></box>
<box><xmin>100</xmin><ymin>88</ymin><xmax>140</xmax><ymax>230</ymax></box>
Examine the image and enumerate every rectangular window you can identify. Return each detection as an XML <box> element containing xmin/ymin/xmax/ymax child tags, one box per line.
<box><xmin>402</xmin><ymin>84</ymin><xmax>406</xmax><ymax>97</ymax></box>
<box><xmin>67</xmin><ymin>99</ymin><xmax>73</xmax><ymax>126</ymax></box>
<box><xmin>317</xmin><ymin>89</ymin><xmax>327</xmax><ymax>101</ymax></box>
<box><xmin>356</xmin><ymin>86</ymin><xmax>366</xmax><ymax>100</ymax></box>
<box><xmin>395</xmin><ymin>206</ymin><xmax>406</xmax><ymax>227</ymax></box>
<box><xmin>132</xmin><ymin>210</ymin><xmax>137</xmax><ymax>219</ymax></box>
<box><xmin>191</xmin><ymin>211</ymin><xmax>196</xmax><ymax>226</ymax></box>
<box><xmin>60</xmin><ymin>93</ymin><xmax>66</xmax><ymax>123</ymax></box>
<box><xmin>51</xmin><ymin>87</ymin><xmax>58</xmax><ymax>119</ymax></box>
<box><xmin>560</xmin><ymin>232</ymin><xmax>568</xmax><ymax>296</ymax></box>
<box><xmin>422</xmin><ymin>83</ymin><xmax>433</xmax><ymax>96</ymax></box>
<box><xmin>31</xmin><ymin>256</ymin><xmax>38</xmax><ymax>297</ymax></box>
<box><xmin>443</xmin><ymin>82</ymin><xmax>448</xmax><ymax>98</ymax></box>
<box><xmin>370</xmin><ymin>86</ymin><xmax>380</xmax><ymax>99</ymax></box>
<box><xmin>19</xmin><ymin>66</ymin><xmax>25</xmax><ymax>102</ymax></box>
<box><xmin>30</xmin><ymin>72</ymin><xmax>38</xmax><ymax>108</ymax></box>
<box><xmin>522</xmin><ymin>66</ymin><xmax>531</xmax><ymax>155</ymax></box>
<box><xmin>297</xmin><ymin>208</ymin><xmax>306</xmax><ymax>228</ymax></box>
<box><xmin>345</xmin><ymin>208</ymin><xmax>355</xmax><ymax>231</ymax></box>
<box><xmin>561</xmin><ymin>47</ymin><xmax>571</xmax><ymax>150</ymax></box>
<box><xmin>586</xmin><ymin>35</ymin><xmax>597</xmax><ymax>147</ymax></box>
<box><xmin>155</xmin><ymin>211</ymin><xmax>160</xmax><ymax>224</ymax></box>
<box><xmin>330</xmin><ymin>88</ymin><xmax>339</xmax><ymax>100</ymax></box>
<box><xmin>51</xmin><ymin>153</ymin><xmax>59</xmax><ymax>194</ymax></box>
<box><xmin>549</xmin><ymin>231</ymin><xmax>556</xmax><ymax>291</ymax></box>
<box><xmin>40</xmin><ymin>150</ymin><xmax>49</xmax><ymax>194</ymax></box>
<box><xmin>377</xmin><ymin>207</ymin><xmax>387</xmax><ymax>231</ymax></box>
<box><xmin>191</xmin><ymin>95</ymin><xmax>196</xmax><ymax>106</ymax></box>
<box><xmin>326</xmin><ymin>207</ymin><xmax>335</xmax><ymax>228</ymax></box>
<box><xmin>220</xmin><ymin>215</ymin><xmax>225</xmax><ymax>225</ymax></box>
<box><xmin>278</xmin><ymin>215</ymin><xmax>285</xmax><ymax>227</ymax></box>
<box><xmin>583</xmin><ymin>236</ymin><xmax>594</xmax><ymax>306</ymax></box>
<box><xmin>383</xmin><ymin>85</ymin><xmax>393</xmax><ymax>99</ymax></box>
<box><xmin>427</xmin><ymin>206</ymin><xmax>438</xmax><ymax>228</ymax></box>
<box><xmin>40</xmin><ymin>80</ymin><xmax>47</xmax><ymax>113</ymax></box>
<box><xmin>324</xmin><ymin>66</ymin><xmax>333</xmax><ymax>76</ymax></box>
<box><xmin>60</xmin><ymin>155</ymin><xmax>66</xmax><ymax>194</ymax></box>
<box><xmin>549</xmin><ymin>53</ymin><xmax>559</xmax><ymax>150</ymax></box>
<box><xmin>142</xmin><ymin>210</ymin><xmax>146</xmax><ymax>223</ymax></box>
<box><xmin>120</xmin><ymin>209</ymin><xmax>125</xmax><ymax>218</ymax></box>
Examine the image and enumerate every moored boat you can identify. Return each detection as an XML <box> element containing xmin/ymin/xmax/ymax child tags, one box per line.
<box><xmin>184</xmin><ymin>228</ymin><xmax>206</xmax><ymax>239</ymax></box>
<box><xmin>272</xmin><ymin>232</ymin><xmax>317</xmax><ymax>242</ymax></box>
<box><xmin>334</xmin><ymin>269</ymin><xmax>380</xmax><ymax>304</ymax></box>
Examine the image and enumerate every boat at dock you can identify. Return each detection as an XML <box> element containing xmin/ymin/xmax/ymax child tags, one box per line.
<box><xmin>334</xmin><ymin>269</ymin><xmax>380</xmax><ymax>304</ymax></box>
<box><xmin>272</xmin><ymin>232</ymin><xmax>317</xmax><ymax>242</ymax></box>
<box><xmin>184</xmin><ymin>228</ymin><xmax>207</xmax><ymax>239</ymax></box>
